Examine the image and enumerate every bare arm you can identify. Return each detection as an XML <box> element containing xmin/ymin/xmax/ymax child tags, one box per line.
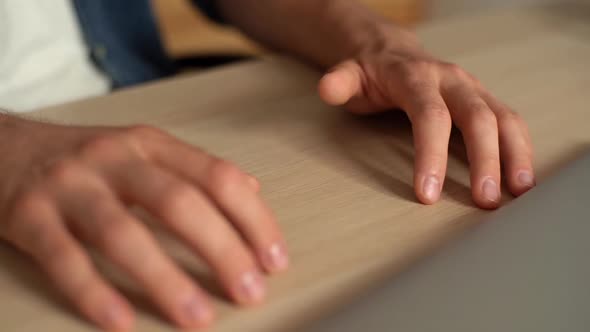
<box><xmin>217</xmin><ymin>0</ymin><xmax>416</xmax><ymax>68</ymax></box>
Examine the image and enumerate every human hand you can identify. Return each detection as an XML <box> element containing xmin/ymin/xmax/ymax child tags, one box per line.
<box><xmin>318</xmin><ymin>29</ymin><xmax>535</xmax><ymax>209</ymax></box>
<box><xmin>0</xmin><ymin>116</ymin><xmax>288</xmax><ymax>330</ymax></box>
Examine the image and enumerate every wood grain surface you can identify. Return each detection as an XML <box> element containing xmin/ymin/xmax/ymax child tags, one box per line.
<box><xmin>0</xmin><ymin>3</ymin><xmax>588</xmax><ymax>331</ymax></box>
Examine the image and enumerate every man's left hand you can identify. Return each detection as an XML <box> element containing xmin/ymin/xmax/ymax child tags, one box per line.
<box><xmin>318</xmin><ymin>31</ymin><xmax>535</xmax><ymax>209</ymax></box>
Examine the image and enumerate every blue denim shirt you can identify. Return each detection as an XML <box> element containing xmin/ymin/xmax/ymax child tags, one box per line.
<box><xmin>71</xmin><ymin>0</ymin><xmax>222</xmax><ymax>89</ymax></box>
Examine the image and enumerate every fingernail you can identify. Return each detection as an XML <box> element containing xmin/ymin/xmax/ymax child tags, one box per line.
<box><xmin>517</xmin><ymin>171</ymin><xmax>535</xmax><ymax>188</ymax></box>
<box><xmin>482</xmin><ymin>177</ymin><xmax>500</xmax><ymax>202</ymax></box>
<box><xmin>247</xmin><ymin>175</ymin><xmax>260</xmax><ymax>190</ymax></box>
<box><xmin>103</xmin><ymin>299</ymin><xmax>132</xmax><ymax>329</ymax></box>
<box><xmin>422</xmin><ymin>175</ymin><xmax>440</xmax><ymax>203</ymax></box>
<box><xmin>266</xmin><ymin>243</ymin><xmax>289</xmax><ymax>271</ymax></box>
<box><xmin>182</xmin><ymin>295</ymin><xmax>212</xmax><ymax>325</ymax></box>
<box><xmin>239</xmin><ymin>271</ymin><xmax>266</xmax><ymax>303</ymax></box>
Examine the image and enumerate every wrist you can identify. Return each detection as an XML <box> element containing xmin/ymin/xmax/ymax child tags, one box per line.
<box><xmin>328</xmin><ymin>11</ymin><xmax>428</xmax><ymax>68</ymax></box>
<box><xmin>355</xmin><ymin>22</ymin><xmax>425</xmax><ymax>58</ymax></box>
<box><xmin>0</xmin><ymin>110</ymin><xmax>19</xmax><ymax>127</ymax></box>
<box><xmin>312</xmin><ymin>1</ymin><xmax>425</xmax><ymax>67</ymax></box>
<box><xmin>0</xmin><ymin>111</ymin><xmax>45</xmax><ymax>136</ymax></box>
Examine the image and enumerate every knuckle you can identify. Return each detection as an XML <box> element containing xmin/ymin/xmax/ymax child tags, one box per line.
<box><xmin>399</xmin><ymin>63</ymin><xmax>430</xmax><ymax>83</ymax></box>
<box><xmin>421</xmin><ymin>106</ymin><xmax>452</xmax><ymax>123</ymax></box>
<box><xmin>463</xmin><ymin>97</ymin><xmax>493</xmax><ymax>117</ymax></box>
<box><xmin>404</xmin><ymin>76</ymin><xmax>431</xmax><ymax>92</ymax></box>
<box><xmin>8</xmin><ymin>190</ymin><xmax>47</xmax><ymax>223</ymax></box>
<box><xmin>207</xmin><ymin>160</ymin><xmax>244</xmax><ymax>196</ymax></box>
<box><xmin>6</xmin><ymin>217</ymin><xmax>75</xmax><ymax>266</ymax></box>
<box><xmin>466</xmin><ymin>98</ymin><xmax>488</xmax><ymax>112</ymax></box>
<box><xmin>46</xmin><ymin>159</ymin><xmax>84</xmax><ymax>184</ymax></box>
<box><xmin>442</xmin><ymin>62</ymin><xmax>477</xmax><ymax>82</ymax></box>
<box><xmin>393</xmin><ymin>60</ymin><xmax>435</xmax><ymax>87</ymax></box>
<box><xmin>497</xmin><ymin>109</ymin><xmax>523</xmax><ymax>125</ymax></box>
<box><xmin>469</xmin><ymin>112</ymin><xmax>498</xmax><ymax>131</ymax></box>
<box><xmin>441</xmin><ymin>62</ymin><xmax>483</xmax><ymax>89</ymax></box>
<box><xmin>3</xmin><ymin>192</ymin><xmax>47</xmax><ymax>240</ymax></box>
<box><xmin>123</xmin><ymin>125</ymin><xmax>166</xmax><ymax>159</ymax></box>
<box><xmin>405</xmin><ymin>81</ymin><xmax>438</xmax><ymax>96</ymax></box>
<box><xmin>442</xmin><ymin>62</ymin><xmax>465</xmax><ymax>76</ymax></box>
<box><xmin>401</xmin><ymin>59</ymin><xmax>433</xmax><ymax>73</ymax></box>
<box><xmin>81</xmin><ymin>127</ymin><xmax>159</xmax><ymax>161</ymax></box>
<box><xmin>79</xmin><ymin>133</ymin><xmax>126</xmax><ymax>160</ymax></box>
<box><xmin>472</xmin><ymin>107</ymin><xmax>498</xmax><ymax>126</ymax></box>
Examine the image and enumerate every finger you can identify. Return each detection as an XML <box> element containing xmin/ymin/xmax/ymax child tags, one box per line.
<box><xmin>6</xmin><ymin>193</ymin><xmax>134</xmax><ymax>330</ymax></box>
<box><xmin>140</xmin><ymin>134</ymin><xmax>288</xmax><ymax>274</ymax></box>
<box><xmin>318</xmin><ymin>60</ymin><xmax>364</xmax><ymax>106</ymax></box>
<box><xmin>403</xmin><ymin>83</ymin><xmax>452</xmax><ymax>205</ymax></box>
<box><xmin>480</xmin><ymin>90</ymin><xmax>535</xmax><ymax>196</ymax></box>
<box><xmin>245</xmin><ymin>173</ymin><xmax>261</xmax><ymax>193</ymax></box>
<box><xmin>108</xmin><ymin>162</ymin><xmax>267</xmax><ymax>306</ymax></box>
<box><xmin>442</xmin><ymin>84</ymin><xmax>502</xmax><ymax>209</ymax></box>
<box><xmin>52</xmin><ymin>170</ymin><xmax>214</xmax><ymax>329</ymax></box>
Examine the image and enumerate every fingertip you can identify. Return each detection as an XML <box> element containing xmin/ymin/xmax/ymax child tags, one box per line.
<box><xmin>233</xmin><ymin>270</ymin><xmax>267</xmax><ymax>307</ymax></box>
<box><xmin>182</xmin><ymin>307</ymin><xmax>216</xmax><ymax>330</ymax></box>
<box><xmin>74</xmin><ymin>278</ymin><xmax>136</xmax><ymax>331</ymax></box>
<box><xmin>474</xmin><ymin>199</ymin><xmax>501</xmax><ymax>210</ymax></box>
<box><xmin>509</xmin><ymin>170</ymin><xmax>536</xmax><ymax>196</ymax></box>
<box><xmin>473</xmin><ymin>176</ymin><xmax>502</xmax><ymax>210</ymax></box>
<box><xmin>416</xmin><ymin>193</ymin><xmax>438</xmax><ymax>206</ymax></box>
<box><xmin>96</xmin><ymin>296</ymin><xmax>136</xmax><ymax>332</ymax></box>
<box><xmin>260</xmin><ymin>242</ymin><xmax>289</xmax><ymax>274</ymax></box>
<box><xmin>415</xmin><ymin>174</ymin><xmax>442</xmax><ymax>205</ymax></box>
<box><xmin>246</xmin><ymin>174</ymin><xmax>261</xmax><ymax>193</ymax></box>
<box><xmin>318</xmin><ymin>69</ymin><xmax>358</xmax><ymax>106</ymax></box>
<box><xmin>176</xmin><ymin>293</ymin><xmax>216</xmax><ymax>329</ymax></box>
<box><xmin>318</xmin><ymin>72</ymin><xmax>348</xmax><ymax>106</ymax></box>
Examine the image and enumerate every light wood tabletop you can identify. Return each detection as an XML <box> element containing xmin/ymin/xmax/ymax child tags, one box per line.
<box><xmin>1</xmin><ymin>3</ymin><xmax>589</xmax><ymax>331</ymax></box>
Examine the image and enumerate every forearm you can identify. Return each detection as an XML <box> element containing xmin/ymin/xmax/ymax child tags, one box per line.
<box><xmin>217</xmin><ymin>0</ymin><xmax>419</xmax><ymax>68</ymax></box>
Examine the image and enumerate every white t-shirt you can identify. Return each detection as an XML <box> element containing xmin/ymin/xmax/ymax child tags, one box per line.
<box><xmin>0</xmin><ymin>0</ymin><xmax>110</xmax><ymax>112</ymax></box>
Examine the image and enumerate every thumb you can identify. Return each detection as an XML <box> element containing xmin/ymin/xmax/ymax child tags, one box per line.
<box><xmin>318</xmin><ymin>60</ymin><xmax>364</xmax><ymax>106</ymax></box>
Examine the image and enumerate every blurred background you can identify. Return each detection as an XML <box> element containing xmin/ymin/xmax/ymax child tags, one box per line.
<box><xmin>153</xmin><ymin>0</ymin><xmax>557</xmax><ymax>59</ymax></box>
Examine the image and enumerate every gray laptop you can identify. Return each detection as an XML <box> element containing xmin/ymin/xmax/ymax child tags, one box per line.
<box><xmin>305</xmin><ymin>153</ymin><xmax>590</xmax><ymax>332</ymax></box>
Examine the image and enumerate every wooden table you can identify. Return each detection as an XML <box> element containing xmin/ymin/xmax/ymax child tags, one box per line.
<box><xmin>1</xmin><ymin>3</ymin><xmax>589</xmax><ymax>331</ymax></box>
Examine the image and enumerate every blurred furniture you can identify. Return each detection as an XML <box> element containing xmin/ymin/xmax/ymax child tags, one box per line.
<box><xmin>152</xmin><ymin>0</ymin><xmax>426</xmax><ymax>57</ymax></box>
<box><xmin>1</xmin><ymin>3</ymin><xmax>589</xmax><ymax>331</ymax></box>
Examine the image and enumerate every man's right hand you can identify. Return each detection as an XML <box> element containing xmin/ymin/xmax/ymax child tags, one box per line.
<box><xmin>0</xmin><ymin>115</ymin><xmax>289</xmax><ymax>330</ymax></box>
